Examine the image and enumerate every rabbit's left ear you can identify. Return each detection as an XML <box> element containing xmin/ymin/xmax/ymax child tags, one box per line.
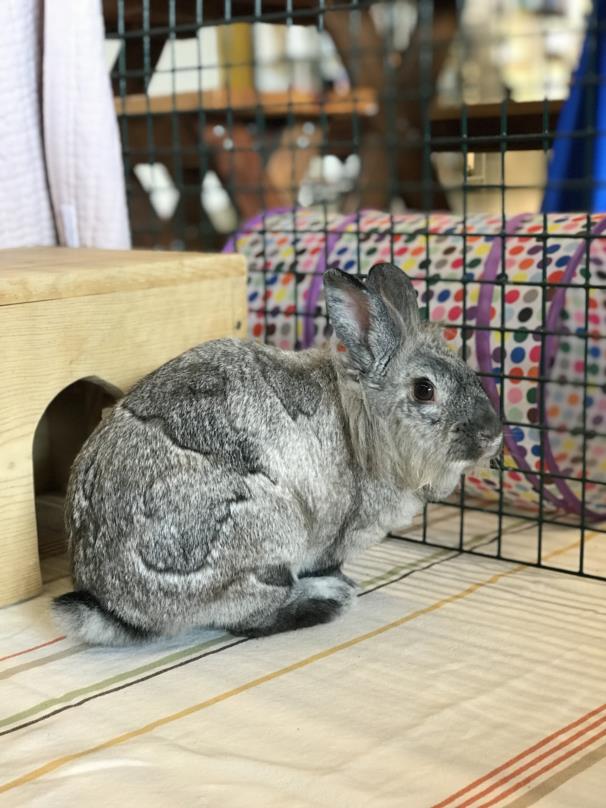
<box><xmin>324</xmin><ymin>268</ymin><xmax>402</xmax><ymax>381</ymax></box>
<box><xmin>366</xmin><ymin>263</ymin><xmax>421</xmax><ymax>332</ymax></box>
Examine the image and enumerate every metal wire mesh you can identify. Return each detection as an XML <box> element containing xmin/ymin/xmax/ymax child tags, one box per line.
<box><xmin>104</xmin><ymin>0</ymin><xmax>606</xmax><ymax>580</ymax></box>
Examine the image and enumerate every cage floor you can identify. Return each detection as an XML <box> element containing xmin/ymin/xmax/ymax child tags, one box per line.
<box><xmin>399</xmin><ymin>504</ymin><xmax>606</xmax><ymax>580</ymax></box>
<box><xmin>1</xmin><ymin>516</ymin><xmax>605</xmax><ymax>807</ymax></box>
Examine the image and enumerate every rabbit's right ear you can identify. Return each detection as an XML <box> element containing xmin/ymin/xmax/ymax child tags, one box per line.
<box><xmin>324</xmin><ymin>268</ymin><xmax>401</xmax><ymax>380</ymax></box>
<box><xmin>366</xmin><ymin>263</ymin><xmax>421</xmax><ymax>331</ymax></box>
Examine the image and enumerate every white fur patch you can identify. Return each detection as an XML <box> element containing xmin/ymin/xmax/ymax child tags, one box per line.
<box><xmin>52</xmin><ymin>601</ymin><xmax>133</xmax><ymax>646</ymax></box>
<box><xmin>296</xmin><ymin>576</ymin><xmax>354</xmax><ymax>607</ymax></box>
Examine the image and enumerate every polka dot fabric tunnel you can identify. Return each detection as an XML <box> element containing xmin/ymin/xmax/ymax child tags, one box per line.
<box><xmin>225</xmin><ymin>209</ymin><xmax>606</xmax><ymax>521</ymax></box>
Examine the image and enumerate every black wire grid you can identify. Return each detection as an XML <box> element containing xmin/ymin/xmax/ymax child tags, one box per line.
<box><xmin>105</xmin><ymin>1</ymin><xmax>606</xmax><ymax>581</ymax></box>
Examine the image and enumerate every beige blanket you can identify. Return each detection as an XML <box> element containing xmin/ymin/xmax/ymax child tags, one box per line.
<box><xmin>1</xmin><ymin>512</ymin><xmax>604</xmax><ymax>807</ymax></box>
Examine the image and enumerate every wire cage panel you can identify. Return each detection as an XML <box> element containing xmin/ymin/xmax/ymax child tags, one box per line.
<box><xmin>104</xmin><ymin>0</ymin><xmax>605</xmax><ymax>580</ymax></box>
<box><xmin>227</xmin><ymin>208</ymin><xmax>606</xmax><ymax>523</ymax></box>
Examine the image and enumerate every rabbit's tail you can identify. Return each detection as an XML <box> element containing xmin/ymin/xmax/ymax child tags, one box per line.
<box><xmin>52</xmin><ymin>591</ymin><xmax>153</xmax><ymax>646</ymax></box>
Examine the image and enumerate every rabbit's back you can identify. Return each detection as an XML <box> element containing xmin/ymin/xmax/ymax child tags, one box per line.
<box><xmin>66</xmin><ymin>339</ymin><xmax>356</xmax><ymax>631</ymax></box>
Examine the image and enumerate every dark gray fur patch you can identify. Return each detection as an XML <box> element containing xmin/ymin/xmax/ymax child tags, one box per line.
<box><xmin>255</xmin><ymin>565</ymin><xmax>295</xmax><ymax>588</ymax></box>
<box><xmin>122</xmin><ymin>406</ymin><xmax>211</xmax><ymax>456</ymax></box>
<box><xmin>231</xmin><ymin>587</ymin><xmax>345</xmax><ymax>638</ymax></box>
<box><xmin>138</xmin><ymin>480</ymin><xmax>250</xmax><ymax>575</ymax></box>
<box><xmin>255</xmin><ymin>351</ymin><xmax>322</xmax><ymax>420</ymax></box>
<box><xmin>124</xmin><ymin>360</ymin><xmax>265</xmax><ymax>477</ymax></box>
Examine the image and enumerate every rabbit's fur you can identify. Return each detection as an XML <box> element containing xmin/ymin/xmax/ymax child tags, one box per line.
<box><xmin>53</xmin><ymin>263</ymin><xmax>501</xmax><ymax>644</ymax></box>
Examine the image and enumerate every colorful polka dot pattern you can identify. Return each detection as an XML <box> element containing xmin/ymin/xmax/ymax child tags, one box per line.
<box><xmin>226</xmin><ymin>209</ymin><xmax>606</xmax><ymax>520</ymax></box>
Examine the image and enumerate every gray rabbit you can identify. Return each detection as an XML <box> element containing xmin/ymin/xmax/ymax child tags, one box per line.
<box><xmin>52</xmin><ymin>263</ymin><xmax>502</xmax><ymax>644</ymax></box>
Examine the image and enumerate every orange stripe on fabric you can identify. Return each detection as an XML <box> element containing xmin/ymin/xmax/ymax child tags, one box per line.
<box><xmin>431</xmin><ymin>704</ymin><xmax>606</xmax><ymax>808</ymax></box>
<box><xmin>477</xmin><ymin>727</ymin><xmax>606</xmax><ymax>808</ymax></box>
<box><xmin>501</xmin><ymin>741</ymin><xmax>606</xmax><ymax>808</ymax></box>
<box><xmin>1</xmin><ymin>529</ymin><xmax>599</xmax><ymax>795</ymax></box>
<box><xmin>456</xmin><ymin>714</ymin><xmax>606</xmax><ymax>808</ymax></box>
<box><xmin>431</xmin><ymin>528</ymin><xmax>603</xmax><ymax>808</ymax></box>
<box><xmin>0</xmin><ymin>562</ymin><xmax>521</xmax><ymax>795</ymax></box>
<box><xmin>0</xmin><ymin>636</ymin><xmax>66</xmax><ymax>664</ymax></box>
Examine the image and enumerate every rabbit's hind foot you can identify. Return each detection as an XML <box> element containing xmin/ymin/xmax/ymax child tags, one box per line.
<box><xmin>231</xmin><ymin>576</ymin><xmax>355</xmax><ymax>638</ymax></box>
<box><xmin>300</xmin><ymin>564</ymin><xmax>357</xmax><ymax>589</ymax></box>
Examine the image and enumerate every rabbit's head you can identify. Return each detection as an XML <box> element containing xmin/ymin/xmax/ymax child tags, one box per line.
<box><xmin>324</xmin><ymin>263</ymin><xmax>502</xmax><ymax>498</ymax></box>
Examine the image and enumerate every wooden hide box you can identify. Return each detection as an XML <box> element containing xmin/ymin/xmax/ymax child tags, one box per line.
<box><xmin>0</xmin><ymin>248</ymin><xmax>246</xmax><ymax>607</ymax></box>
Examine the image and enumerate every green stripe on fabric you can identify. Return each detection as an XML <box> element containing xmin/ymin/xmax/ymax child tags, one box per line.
<box><xmin>1</xmin><ymin>548</ymin><xmax>438</xmax><ymax>729</ymax></box>
<box><xmin>360</xmin><ymin>545</ymin><xmax>455</xmax><ymax>589</ymax></box>
<box><xmin>0</xmin><ymin>523</ymin><xmax>516</xmax><ymax>731</ymax></box>
<box><xmin>0</xmin><ymin>646</ymin><xmax>87</xmax><ymax>682</ymax></box>
<box><xmin>0</xmin><ymin>634</ymin><xmax>228</xmax><ymax>730</ymax></box>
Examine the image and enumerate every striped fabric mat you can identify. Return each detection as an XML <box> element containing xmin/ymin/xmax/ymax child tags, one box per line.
<box><xmin>1</xmin><ymin>515</ymin><xmax>605</xmax><ymax>807</ymax></box>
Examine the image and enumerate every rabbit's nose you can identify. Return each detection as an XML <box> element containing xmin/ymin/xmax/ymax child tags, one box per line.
<box><xmin>455</xmin><ymin>407</ymin><xmax>502</xmax><ymax>443</ymax></box>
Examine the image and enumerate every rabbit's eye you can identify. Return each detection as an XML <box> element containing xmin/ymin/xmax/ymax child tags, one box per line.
<box><xmin>413</xmin><ymin>378</ymin><xmax>435</xmax><ymax>402</ymax></box>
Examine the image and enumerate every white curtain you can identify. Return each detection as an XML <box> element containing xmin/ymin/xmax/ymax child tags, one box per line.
<box><xmin>0</xmin><ymin>0</ymin><xmax>130</xmax><ymax>249</ymax></box>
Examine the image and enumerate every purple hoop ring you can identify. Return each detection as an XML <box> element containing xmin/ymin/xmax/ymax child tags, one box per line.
<box><xmin>224</xmin><ymin>207</ymin><xmax>361</xmax><ymax>349</ymax></box>
<box><xmin>476</xmin><ymin>213</ymin><xmax>606</xmax><ymax>521</ymax></box>
<box><xmin>223</xmin><ymin>206</ymin><xmax>294</xmax><ymax>254</ymax></box>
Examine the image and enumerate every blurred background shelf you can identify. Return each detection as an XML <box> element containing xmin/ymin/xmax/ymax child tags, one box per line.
<box><xmin>103</xmin><ymin>0</ymin><xmax>587</xmax><ymax>249</ymax></box>
<box><xmin>115</xmin><ymin>87</ymin><xmax>379</xmax><ymax>118</ymax></box>
<box><xmin>430</xmin><ymin>99</ymin><xmax>563</xmax><ymax>151</ymax></box>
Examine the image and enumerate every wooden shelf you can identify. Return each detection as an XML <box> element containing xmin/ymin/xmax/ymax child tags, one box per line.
<box><xmin>115</xmin><ymin>87</ymin><xmax>379</xmax><ymax>119</ymax></box>
<box><xmin>430</xmin><ymin>100</ymin><xmax>563</xmax><ymax>152</ymax></box>
<box><xmin>0</xmin><ymin>247</ymin><xmax>245</xmax><ymax>305</ymax></box>
<box><xmin>116</xmin><ymin>92</ymin><xmax>563</xmax><ymax>151</ymax></box>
